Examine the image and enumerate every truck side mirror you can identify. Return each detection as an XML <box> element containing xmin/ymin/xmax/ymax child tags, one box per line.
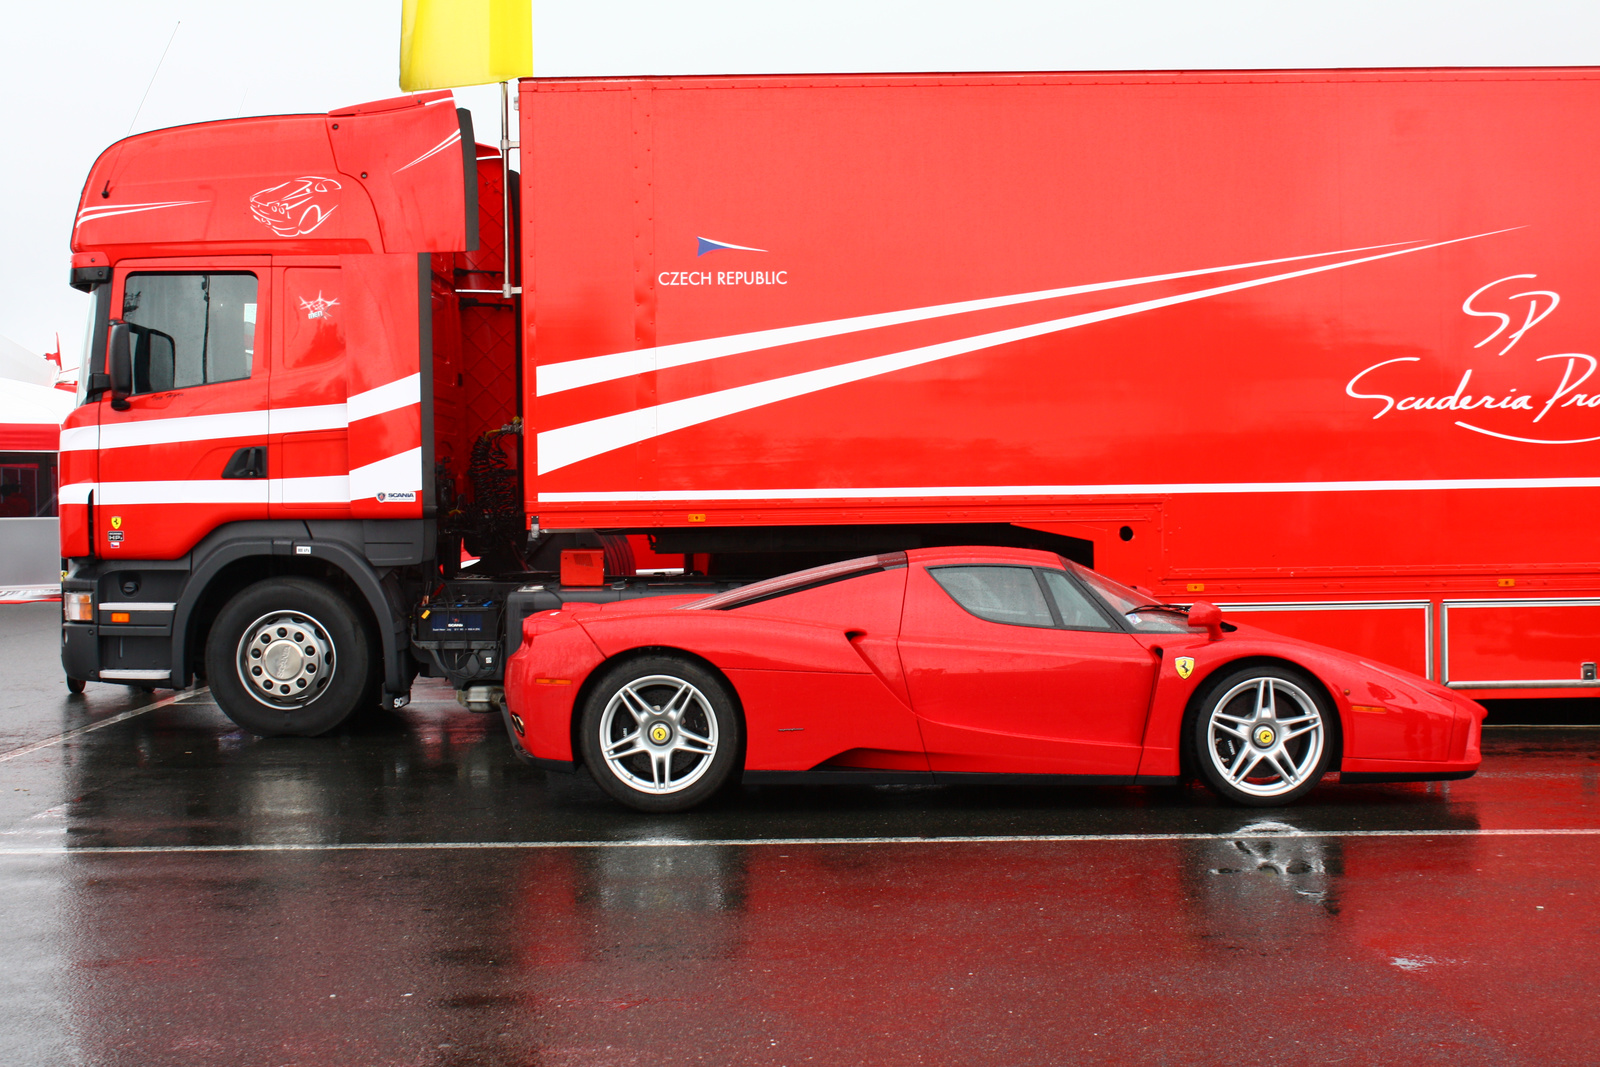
<box><xmin>1188</xmin><ymin>600</ymin><xmax>1225</xmax><ymax>641</ymax></box>
<box><xmin>107</xmin><ymin>321</ymin><xmax>132</xmax><ymax>410</ymax></box>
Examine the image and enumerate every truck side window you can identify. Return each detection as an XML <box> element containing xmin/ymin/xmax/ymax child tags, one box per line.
<box><xmin>929</xmin><ymin>565</ymin><xmax>1056</xmax><ymax>628</ymax></box>
<box><xmin>121</xmin><ymin>273</ymin><xmax>258</xmax><ymax>393</ymax></box>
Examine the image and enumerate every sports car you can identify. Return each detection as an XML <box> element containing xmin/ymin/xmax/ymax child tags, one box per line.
<box><xmin>502</xmin><ymin>547</ymin><xmax>1484</xmax><ymax>811</ymax></box>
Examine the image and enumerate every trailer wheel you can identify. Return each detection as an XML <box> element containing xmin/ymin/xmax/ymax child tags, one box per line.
<box><xmin>66</xmin><ymin>677</ymin><xmax>86</xmax><ymax>694</ymax></box>
<box><xmin>1193</xmin><ymin>665</ymin><xmax>1331</xmax><ymax>806</ymax></box>
<box><xmin>578</xmin><ymin>656</ymin><xmax>741</xmax><ymax>813</ymax></box>
<box><xmin>204</xmin><ymin>578</ymin><xmax>376</xmax><ymax>737</ymax></box>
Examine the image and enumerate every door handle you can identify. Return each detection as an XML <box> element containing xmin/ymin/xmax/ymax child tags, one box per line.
<box><xmin>222</xmin><ymin>446</ymin><xmax>267</xmax><ymax>479</ymax></box>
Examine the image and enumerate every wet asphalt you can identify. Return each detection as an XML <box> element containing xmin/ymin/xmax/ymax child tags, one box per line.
<box><xmin>3</xmin><ymin>600</ymin><xmax>1600</xmax><ymax>1066</ymax></box>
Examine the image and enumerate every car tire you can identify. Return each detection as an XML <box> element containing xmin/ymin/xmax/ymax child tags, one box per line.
<box><xmin>66</xmin><ymin>676</ymin><xmax>86</xmax><ymax>694</ymax></box>
<box><xmin>1192</xmin><ymin>664</ymin><xmax>1332</xmax><ymax>807</ymax></box>
<box><xmin>204</xmin><ymin>578</ymin><xmax>376</xmax><ymax>737</ymax></box>
<box><xmin>578</xmin><ymin>656</ymin><xmax>742</xmax><ymax>813</ymax></box>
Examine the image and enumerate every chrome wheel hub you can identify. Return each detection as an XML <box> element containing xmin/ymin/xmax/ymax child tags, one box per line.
<box><xmin>236</xmin><ymin>610</ymin><xmax>336</xmax><ymax>709</ymax></box>
<box><xmin>599</xmin><ymin>675</ymin><xmax>719</xmax><ymax>795</ymax></box>
<box><xmin>1206</xmin><ymin>677</ymin><xmax>1324</xmax><ymax>798</ymax></box>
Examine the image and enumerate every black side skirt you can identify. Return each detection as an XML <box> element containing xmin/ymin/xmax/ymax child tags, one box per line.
<box><xmin>742</xmin><ymin>769</ymin><xmax>1182</xmax><ymax>787</ymax></box>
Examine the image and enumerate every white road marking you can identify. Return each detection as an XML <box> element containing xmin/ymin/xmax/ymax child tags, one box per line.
<box><xmin>0</xmin><ymin>827</ymin><xmax>1597</xmax><ymax>855</ymax></box>
<box><xmin>0</xmin><ymin>687</ymin><xmax>209</xmax><ymax>764</ymax></box>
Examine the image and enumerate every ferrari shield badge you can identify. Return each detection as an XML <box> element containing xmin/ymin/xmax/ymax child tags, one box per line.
<box><xmin>1174</xmin><ymin>657</ymin><xmax>1195</xmax><ymax>680</ymax></box>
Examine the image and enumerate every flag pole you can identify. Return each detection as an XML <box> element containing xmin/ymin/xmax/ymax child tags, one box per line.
<box><xmin>500</xmin><ymin>81</ymin><xmax>520</xmax><ymax>299</ymax></box>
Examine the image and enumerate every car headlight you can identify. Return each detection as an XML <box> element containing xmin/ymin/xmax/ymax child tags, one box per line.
<box><xmin>63</xmin><ymin>592</ymin><xmax>93</xmax><ymax>622</ymax></box>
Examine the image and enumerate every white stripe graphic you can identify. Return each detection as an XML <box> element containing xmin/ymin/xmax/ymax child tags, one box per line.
<box><xmin>58</xmin><ymin>426</ymin><xmax>97</xmax><ymax>453</ymax></box>
<box><xmin>73</xmin><ymin>200</ymin><xmax>206</xmax><ymax>230</ymax></box>
<box><xmin>536</xmin><ymin>237</ymin><xmax>1428</xmax><ymax>396</ymax></box>
<box><xmin>268</xmin><ymin>403</ymin><xmax>346</xmax><ymax>435</ymax></box>
<box><xmin>538</xmin><ymin>228</ymin><xmax>1518</xmax><ymax>474</ymax></box>
<box><xmin>539</xmin><ymin>476</ymin><xmax>1600</xmax><ymax>504</ymax></box>
<box><xmin>60</xmin><ymin>376</ymin><xmax>422</xmax><ymax>452</ymax></box>
<box><xmin>347</xmin><ymin>373</ymin><xmax>420</xmax><ymax>422</ymax></box>
<box><xmin>2</xmin><ymin>828</ymin><xmax>1597</xmax><ymax>855</ymax></box>
<box><xmin>348</xmin><ymin>447</ymin><xmax>422</xmax><ymax>501</ymax></box>
<box><xmin>270</xmin><ymin>475</ymin><xmax>350</xmax><ymax>505</ymax></box>
<box><xmin>396</xmin><ymin>129</ymin><xmax>462</xmax><ymax>173</ymax></box>
<box><xmin>96</xmin><ymin>410</ymin><xmax>270</xmax><ymax>450</ymax></box>
<box><xmin>59</xmin><ymin>482</ymin><xmax>93</xmax><ymax>506</ymax></box>
<box><xmin>65</xmin><ymin>445</ymin><xmax>419</xmax><ymax>508</ymax></box>
<box><xmin>98</xmin><ymin>479</ymin><xmax>268</xmax><ymax>506</ymax></box>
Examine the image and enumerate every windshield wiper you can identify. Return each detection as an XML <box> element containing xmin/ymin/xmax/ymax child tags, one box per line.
<box><xmin>1127</xmin><ymin>603</ymin><xmax>1187</xmax><ymax>615</ymax></box>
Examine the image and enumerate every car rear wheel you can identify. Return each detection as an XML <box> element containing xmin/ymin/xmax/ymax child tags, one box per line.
<box><xmin>1193</xmin><ymin>666</ymin><xmax>1331</xmax><ymax>806</ymax></box>
<box><xmin>578</xmin><ymin>656</ymin><xmax>741</xmax><ymax>813</ymax></box>
<box><xmin>204</xmin><ymin>578</ymin><xmax>376</xmax><ymax>737</ymax></box>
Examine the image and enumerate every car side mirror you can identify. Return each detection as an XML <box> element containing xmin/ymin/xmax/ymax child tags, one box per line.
<box><xmin>1189</xmin><ymin>600</ymin><xmax>1225</xmax><ymax>641</ymax></box>
<box><xmin>107</xmin><ymin>321</ymin><xmax>133</xmax><ymax>411</ymax></box>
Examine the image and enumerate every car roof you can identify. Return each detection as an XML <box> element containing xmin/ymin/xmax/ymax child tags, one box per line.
<box><xmin>905</xmin><ymin>545</ymin><xmax>1064</xmax><ymax>567</ymax></box>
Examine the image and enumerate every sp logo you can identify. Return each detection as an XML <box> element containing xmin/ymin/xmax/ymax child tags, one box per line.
<box><xmin>110</xmin><ymin>516</ymin><xmax>123</xmax><ymax>530</ymax></box>
<box><xmin>1174</xmin><ymin>657</ymin><xmax>1195</xmax><ymax>680</ymax></box>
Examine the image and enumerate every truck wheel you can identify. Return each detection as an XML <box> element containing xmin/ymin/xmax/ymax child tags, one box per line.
<box><xmin>66</xmin><ymin>677</ymin><xmax>86</xmax><ymax>694</ymax></box>
<box><xmin>578</xmin><ymin>656</ymin><xmax>741</xmax><ymax>813</ymax></box>
<box><xmin>204</xmin><ymin>578</ymin><xmax>376</xmax><ymax>737</ymax></box>
<box><xmin>1193</xmin><ymin>666</ymin><xmax>1331</xmax><ymax>806</ymax></box>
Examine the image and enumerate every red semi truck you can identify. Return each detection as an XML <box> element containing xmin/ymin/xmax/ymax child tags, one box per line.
<box><xmin>59</xmin><ymin>69</ymin><xmax>1600</xmax><ymax>734</ymax></box>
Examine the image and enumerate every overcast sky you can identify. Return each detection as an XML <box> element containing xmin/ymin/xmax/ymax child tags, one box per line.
<box><xmin>3</xmin><ymin>0</ymin><xmax>1599</xmax><ymax>366</ymax></box>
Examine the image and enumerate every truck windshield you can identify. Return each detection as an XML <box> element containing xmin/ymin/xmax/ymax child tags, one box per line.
<box><xmin>74</xmin><ymin>283</ymin><xmax>110</xmax><ymax>408</ymax></box>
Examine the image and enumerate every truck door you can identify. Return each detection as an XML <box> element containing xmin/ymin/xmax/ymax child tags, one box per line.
<box><xmin>95</xmin><ymin>261</ymin><xmax>271</xmax><ymax>558</ymax></box>
<box><xmin>58</xmin><ymin>283</ymin><xmax>111</xmax><ymax>559</ymax></box>
<box><xmin>898</xmin><ymin>562</ymin><xmax>1156</xmax><ymax>776</ymax></box>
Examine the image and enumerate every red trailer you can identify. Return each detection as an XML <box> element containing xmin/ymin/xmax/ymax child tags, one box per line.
<box><xmin>58</xmin><ymin>69</ymin><xmax>1600</xmax><ymax>735</ymax></box>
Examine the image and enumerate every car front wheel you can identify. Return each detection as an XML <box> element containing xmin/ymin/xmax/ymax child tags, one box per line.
<box><xmin>578</xmin><ymin>656</ymin><xmax>741</xmax><ymax>813</ymax></box>
<box><xmin>1193</xmin><ymin>666</ymin><xmax>1332</xmax><ymax>806</ymax></box>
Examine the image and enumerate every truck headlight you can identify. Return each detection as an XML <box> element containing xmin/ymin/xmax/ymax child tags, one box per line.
<box><xmin>63</xmin><ymin>592</ymin><xmax>93</xmax><ymax>622</ymax></box>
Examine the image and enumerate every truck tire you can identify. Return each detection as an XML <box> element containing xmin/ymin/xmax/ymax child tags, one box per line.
<box><xmin>204</xmin><ymin>578</ymin><xmax>376</xmax><ymax>737</ymax></box>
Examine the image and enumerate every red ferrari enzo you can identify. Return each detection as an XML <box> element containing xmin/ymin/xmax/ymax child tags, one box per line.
<box><xmin>502</xmin><ymin>548</ymin><xmax>1484</xmax><ymax>812</ymax></box>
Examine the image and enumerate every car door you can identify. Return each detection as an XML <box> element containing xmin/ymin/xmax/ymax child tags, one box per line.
<box><xmin>897</xmin><ymin>562</ymin><xmax>1157</xmax><ymax>776</ymax></box>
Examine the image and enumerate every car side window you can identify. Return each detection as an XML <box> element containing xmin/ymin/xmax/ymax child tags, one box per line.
<box><xmin>930</xmin><ymin>566</ymin><xmax>1056</xmax><ymax>628</ymax></box>
<box><xmin>1039</xmin><ymin>570</ymin><xmax>1117</xmax><ymax>631</ymax></box>
<box><xmin>121</xmin><ymin>272</ymin><xmax>258</xmax><ymax>394</ymax></box>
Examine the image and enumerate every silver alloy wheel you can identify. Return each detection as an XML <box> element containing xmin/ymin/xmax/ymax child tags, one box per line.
<box><xmin>598</xmin><ymin>674</ymin><xmax>720</xmax><ymax>795</ymax></box>
<box><xmin>235</xmin><ymin>610</ymin><xmax>336</xmax><ymax>709</ymax></box>
<box><xmin>1204</xmin><ymin>676</ymin><xmax>1325</xmax><ymax>799</ymax></box>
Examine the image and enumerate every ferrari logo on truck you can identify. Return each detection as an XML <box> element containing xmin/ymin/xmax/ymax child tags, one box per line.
<box><xmin>250</xmin><ymin>176</ymin><xmax>341</xmax><ymax>237</ymax></box>
<box><xmin>1175</xmin><ymin>657</ymin><xmax>1195</xmax><ymax>680</ymax></box>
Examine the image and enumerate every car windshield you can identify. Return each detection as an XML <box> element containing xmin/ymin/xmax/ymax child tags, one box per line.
<box><xmin>1065</xmin><ymin>560</ymin><xmax>1160</xmax><ymax>613</ymax></box>
<box><xmin>1063</xmin><ymin>559</ymin><xmax>1202</xmax><ymax>634</ymax></box>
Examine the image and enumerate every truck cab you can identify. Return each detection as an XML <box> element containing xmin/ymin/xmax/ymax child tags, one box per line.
<box><xmin>59</xmin><ymin>91</ymin><xmax>508</xmax><ymax>732</ymax></box>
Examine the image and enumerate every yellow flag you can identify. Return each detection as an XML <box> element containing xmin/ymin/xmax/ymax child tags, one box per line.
<box><xmin>399</xmin><ymin>0</ymin><xmax>532</xmax><ymax>91</ymax></box>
